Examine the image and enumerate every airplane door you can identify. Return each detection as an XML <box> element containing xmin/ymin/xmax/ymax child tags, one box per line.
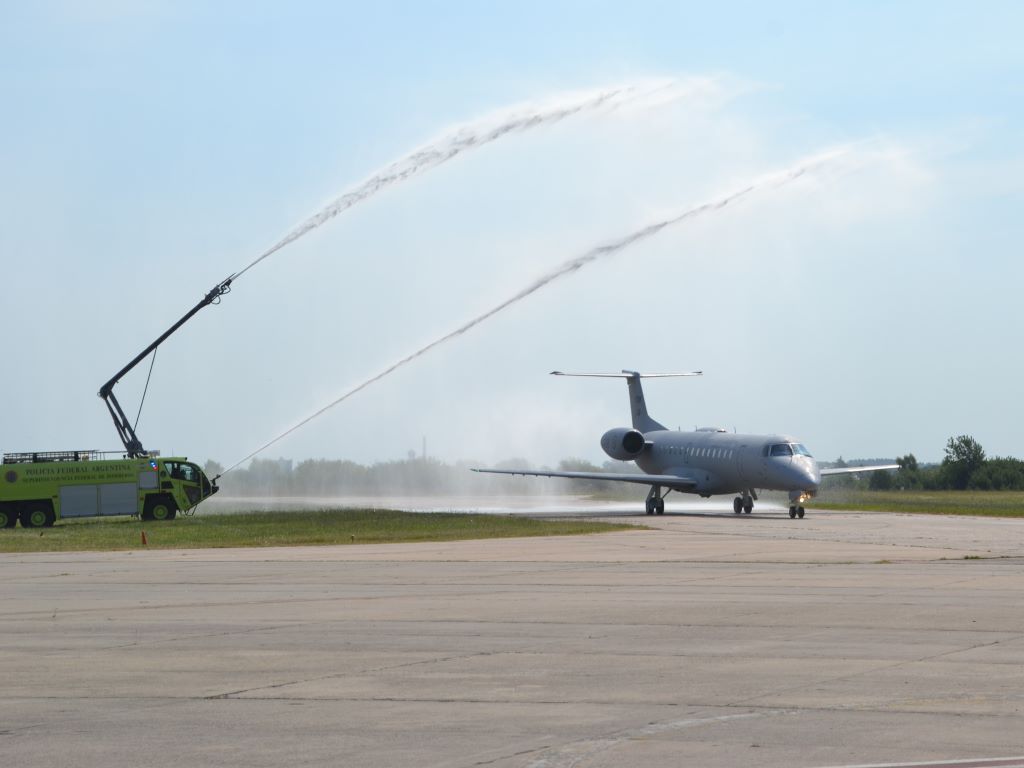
<box><xmin>737</xmin><ymin>445</ymin><xmax>765</xmax><ymax>486</ymax></box>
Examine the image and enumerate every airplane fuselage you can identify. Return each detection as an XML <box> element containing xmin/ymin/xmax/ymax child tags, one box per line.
<box><xmin>632</xmin><ymin>428</ymin><xmax>821</xmax><ymax>498</ymax></box>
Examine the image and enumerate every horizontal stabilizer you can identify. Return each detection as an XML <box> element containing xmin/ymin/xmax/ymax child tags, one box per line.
<box><xmin>549</xmin><ymin>369</ymin><xmax>701</xmax><ymax>432</ymax></box>
<box><xmin>550</xmin><ymin>370</ymin><xmax>702</xmax><ymax>379</ymax></box>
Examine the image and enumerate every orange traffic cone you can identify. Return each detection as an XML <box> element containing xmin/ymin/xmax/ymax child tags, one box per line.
<box><xmin>141</xmin><ymin>530</ymin><xmax>148</xmax><ymax>546</ymax></box>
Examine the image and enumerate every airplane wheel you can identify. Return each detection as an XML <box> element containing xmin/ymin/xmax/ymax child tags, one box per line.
<box><xmin>797</xmin><ymin>507</ymin><xmax>805</xmax><ymax>519</ymax></box>
<box><xmin>789</xmin><ymin>506</ymin><xmax>797</xmax><ymax>519</ymax></box>
<box><xmin>645</xmin><ymin>499</ymin><xmax>655</xmax><ymax>515</ymax></box>
<box><xmin>743</xmin><ymin>497</ymin><xmax>754</xmax><ymax>514</ymax></box>
<box><xmin>655</xmin><ymin>499</ymin><xmax>665</xmax><ymax>515</ymax></box>
<box><xmin>733</xmin><ymin>497</ymin><xmax>742</xmax><ymax>514</ymax></box>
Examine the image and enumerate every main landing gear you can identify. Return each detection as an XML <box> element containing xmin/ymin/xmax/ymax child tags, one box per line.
<box><xmin>732</xmin><ymin>492</ymin><xmax>755</xmax><ymax>515</ymax></box>
<box><xmin>645</xmin><ymin>485</ymin><xmax>666</xmax><ymax>515</ymax></box>
<box><xmin>789</xmin><ymin>506</ymin><xmax>805</xmax><ymax>519</ymax></box>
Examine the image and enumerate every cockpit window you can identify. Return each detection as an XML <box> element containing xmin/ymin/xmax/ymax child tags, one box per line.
<box><xmin>793</xmin><ymin>444</ymin><xmax>813</xmax><ymax>457</ymax></box>
<box><xmin>769</xmin><ymin>444</ymin><xmax>793</xmax><ymax>457</ymax></box>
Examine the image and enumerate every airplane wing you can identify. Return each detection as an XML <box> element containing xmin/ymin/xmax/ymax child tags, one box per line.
<box><xmin>820</xmin><ymin>463</ymin><xmax>900</xmax><ymax>476</ymax></box>
<box><xmin>472</xmin><ymin>467</ymin><xmax>697</xmax><ymax>490</ymax></box>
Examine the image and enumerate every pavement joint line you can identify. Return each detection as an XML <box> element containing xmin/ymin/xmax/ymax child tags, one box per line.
<box><xmin>523</xmin><ymin>710</ymin><xmax>794</xmax><ymax>768</ymax></box>
<box><xmin>0</xmin><ymin>589</ymin><xmax>553</xmax><ymax>619</ymax></box>
<box><xmin>2</xmin><ymin>583</ymin><xmax>1016</xmax><ymax>604</ymax></box>
<box><xmin>85</xmin><ymin>622</ymin><xmax>307</xmax><ymax>653</ymax></box>
<box><xmin>6</xmin><ymin>617</ymin><xmax>1022</xmax><ymax>636</ymax></box>
<box><xmin>813</xmin><ymin>757</ymin><xmax>1024</xmax><ymax>768</ymax></box>
<box><xmin>625</xmin><ymin>522</ymin><xmax>984</xmax><ymax>551</ymax></box>
<box><xmin>4</xmin><ymin>572</ymin><xmax>1020</xmax><ymax>589</ymax></box>
<box><xmin>208</xmin><ymin>650</ymin><xmax>504</xmax><ymax>699</ymax></box>
<box><xmin>728</xmin><ymin>632</ymin><xmax>1024</xmax><ymax>708</ymax></box>
<box><xmin>724</xmin><ymin>630</ymin><xmax>1024</xmax><ymax>708</ymax></box>
<box><xmin>3</xmin><ymin>695</ymin><xmax>1022</xmax><ymax>720</ymax></box>
<box><xmin>472</xmin><ymin>745</ymin><xmax>551</xmax><ymax>766</ymax></box>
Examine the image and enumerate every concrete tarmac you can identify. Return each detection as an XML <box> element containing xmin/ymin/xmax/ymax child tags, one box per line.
<box><xmin>3</xmin><ymin>509</ymin><xmax>1024</xmax><ymax>767</ymax></box>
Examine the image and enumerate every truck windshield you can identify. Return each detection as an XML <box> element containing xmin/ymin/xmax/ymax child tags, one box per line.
<box><xmin>167</xmin><ymin>462</ymin><xmax>197</xmax><ymax>482</ymax></box>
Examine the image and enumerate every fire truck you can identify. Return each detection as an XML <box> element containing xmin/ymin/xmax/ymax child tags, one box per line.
<box><xmin>1</xmin><ymin>276</ymin><xmax>232</xmax><ymax>527</ymax></box>
<box><xmin>1</xmin><ymin>451</ymin><xmax>215</xmax><ymax>527</ymax></box>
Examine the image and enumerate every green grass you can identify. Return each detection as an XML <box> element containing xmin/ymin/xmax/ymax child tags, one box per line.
<box><xmin>0</xmin><ymin>508</ymin><xmax>638</xmax><ymax>553</ymax></box>
<box><xmin>811</xmin><ymin>490</ymin><xmax>1024</xmax><ymax>517</ymax></box>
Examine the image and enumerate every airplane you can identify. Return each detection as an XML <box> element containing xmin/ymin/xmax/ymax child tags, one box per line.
<box><xmin>472</xmin><ymin>370</ymin><xmax>899</xmax><ymax>519</ymax></box>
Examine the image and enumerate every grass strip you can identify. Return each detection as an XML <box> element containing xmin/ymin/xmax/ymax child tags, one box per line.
<box><xmin>811</xmin><ymin>490</ymin><xmax>1024</xmax><ymax>517</ymax></box>
<box><xmin>0</xmin><ymin>508</ymin><xmax>638</xmax><ymax>553</ymax></box>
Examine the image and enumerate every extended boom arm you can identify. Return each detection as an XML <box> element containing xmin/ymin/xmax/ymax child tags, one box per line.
<box><xmin>98</xmin><ymin>274</ymin><xmax>234</xmax><ymax>457</ymax></box>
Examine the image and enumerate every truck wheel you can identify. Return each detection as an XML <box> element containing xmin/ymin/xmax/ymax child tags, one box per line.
<box><xmin>143</xmin><ymin>496</ymin><xmax>178</xmax><ymax>521</ymax></box>
<box><xmin>0</xmin><ymin>506</ymin><xmax>17</xmax><ymax>528</ymax></box>
<box><xmin>20</xmin><ymin>503</ymin><xmax>55</xmax><ymax>529</ymax></box>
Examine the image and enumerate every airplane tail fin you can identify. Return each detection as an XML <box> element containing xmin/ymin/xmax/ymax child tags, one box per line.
<box><xmin>550</xmin><ymin>369</ymin><xmax>702</xmax><ymax>433</ymax></box>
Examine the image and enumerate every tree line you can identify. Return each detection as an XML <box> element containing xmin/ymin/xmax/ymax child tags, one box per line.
<box><xmin>837</xmin><ymin>435</ymin><xmax>1024</xmax><ymax>492</ymax></box>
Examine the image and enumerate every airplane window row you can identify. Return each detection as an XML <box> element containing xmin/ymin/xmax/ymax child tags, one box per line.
<box><xmin>664</xmin><ymin>445</ymin><xmax>735</xmax><ymax>460</ymax></box>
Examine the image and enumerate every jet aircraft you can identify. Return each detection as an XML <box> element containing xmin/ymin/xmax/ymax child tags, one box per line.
<box><xmin>473</xmin><ymin>371</ymin><xmax>898</xmax><ymax>518</ymax></box>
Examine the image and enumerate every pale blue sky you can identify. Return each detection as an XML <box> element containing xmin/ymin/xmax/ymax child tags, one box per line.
<box><xmin>1</xmin><ymin>1</ymin><xmax>1022</xmax><ymax>468</ymax></box>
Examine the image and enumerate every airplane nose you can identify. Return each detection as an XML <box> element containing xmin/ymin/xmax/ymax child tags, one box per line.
<box><xmin>804</xmin><ymin>461</ymin><xmax>821</xmax><ymax>489</ymax></box>
<box><xmin>788</xmin><ymin>459</ymin><xmax>819</xmax><ymax>490</ymax></box>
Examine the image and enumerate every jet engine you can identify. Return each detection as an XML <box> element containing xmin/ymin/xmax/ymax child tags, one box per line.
<box><xmin>601</xmin><ymin>427</ymin><xmax>647</xmax><ymax>461</ymax></box>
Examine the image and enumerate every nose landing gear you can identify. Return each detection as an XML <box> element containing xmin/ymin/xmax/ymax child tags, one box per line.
<box><xmin>788</xmin><ymin>490</ymin><xmax>812</xmax><ymax>520</ymax></box>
